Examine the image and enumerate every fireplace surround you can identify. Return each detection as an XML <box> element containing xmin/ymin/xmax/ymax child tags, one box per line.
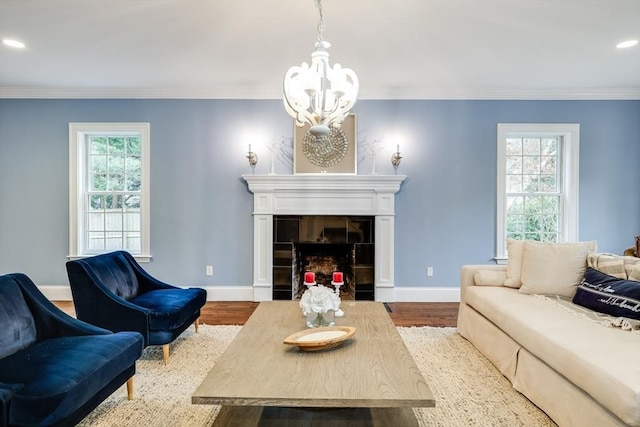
<box><xmin>243</xmin><ymin>175</ymin><xmax>405</xmax><ymax>301</ymax></box>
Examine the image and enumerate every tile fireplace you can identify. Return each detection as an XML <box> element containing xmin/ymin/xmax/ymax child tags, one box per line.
<box><xmin>243</xmin><ymin>174</ymin><xmax>406</xmax><ymax>302</ymax></box>
<box><xmin>274</xmin><ymin>215</ymin><xmax>374</xmax><ymax>300</ymax></box>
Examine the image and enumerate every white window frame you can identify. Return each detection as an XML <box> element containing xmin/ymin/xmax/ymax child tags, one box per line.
<box><xmin>495</xmin><ymin>123</ymin><xmax>580</xmax><ymax>263</ymax></box>
<box><xmin>69</xmin><ymin>123</ymin><xmax>151</xmax><ymax>261</ymax></box>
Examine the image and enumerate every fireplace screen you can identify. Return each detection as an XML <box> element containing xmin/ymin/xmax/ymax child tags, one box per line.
<box><xmin>273</xmin><ymin>216</ymin><xmax>374</xmax><ymax>300</ymax></box>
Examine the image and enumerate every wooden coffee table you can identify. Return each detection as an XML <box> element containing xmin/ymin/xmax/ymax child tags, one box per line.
<box><xmin>192</xmin><ymin>301</ymin><xmax>434</xmax><ymax>426</ymax></box>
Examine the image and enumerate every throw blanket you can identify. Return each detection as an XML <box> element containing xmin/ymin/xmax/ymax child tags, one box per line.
<box><xmin>534</xmin><ymin>294</ymin><xmax>640</xmax><ymax>333</ymax></box>
<box><xmin>611</xmin><ymin>316</ymin><xmax>640</xmax><ymax>332</ymax></box>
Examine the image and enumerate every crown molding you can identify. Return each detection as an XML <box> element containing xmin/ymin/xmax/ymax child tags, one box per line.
<box><xmin>1</xmin><ymin>86</ymin><xmax>639</xmax><ymax>100</ymax></box>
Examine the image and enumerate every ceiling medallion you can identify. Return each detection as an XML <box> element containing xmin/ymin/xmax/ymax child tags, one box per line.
<box><xmin>302</xmin><ymin>127</ymin><xmax>348</xmax><ymax>167</ymax></box>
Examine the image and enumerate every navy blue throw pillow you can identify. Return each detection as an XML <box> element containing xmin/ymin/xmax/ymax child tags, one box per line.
<box><xmin>573</xmin><ymin>267</ymin><xmax>640</xmax><ymax>320</ymax></box>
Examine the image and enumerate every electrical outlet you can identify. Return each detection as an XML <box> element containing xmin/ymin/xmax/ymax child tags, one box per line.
<box><xmin>205</xmin><ymin>265</ymin><xmax>213</xmax><ymax>276</ymax></box>
<box><xmin>427</xmin><ymin>267</ymin><xmax>434</xmax><ymax>277</ymax></box>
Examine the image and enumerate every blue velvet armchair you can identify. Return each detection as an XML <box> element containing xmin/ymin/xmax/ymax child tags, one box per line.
<box><xmin>0</xmin><ymin>273</ymin><xmax>144</xmax><ymax>427</ymax></box>
<box><xmin>66</xmin><ymin>251</ymin><xmax>207</xmax><ymax>363</ymax></box>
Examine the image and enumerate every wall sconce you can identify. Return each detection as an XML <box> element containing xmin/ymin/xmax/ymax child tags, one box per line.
<box><xmin>391</xmin><ymin>144</ymin><xmax>402</xmax><ymax>173</ymax></box>
<box><xmin>246</xmin><ymin>144</ymin><xmax>258</xmax><ymax>172</ymax></box>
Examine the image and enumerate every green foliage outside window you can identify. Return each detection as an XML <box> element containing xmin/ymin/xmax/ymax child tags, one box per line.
<box><xmin>88</xmin><ymin>136</ymin><xmax>141</xmax><ymax>210</ymax></box>
<box><xmin>505</xmin><ymin>137</ymin><xmax>561</xmax><ymax>243</ymax></box>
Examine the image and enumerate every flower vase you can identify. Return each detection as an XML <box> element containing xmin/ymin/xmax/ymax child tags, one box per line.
<box><xmin>306</xmin><ymin>310</ymin><xmax>336</xmax><ymax>328</ymax></box>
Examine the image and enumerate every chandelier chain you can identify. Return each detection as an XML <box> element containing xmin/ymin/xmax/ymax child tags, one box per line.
<box><xmin>315</xmin><ymin>0</ymin><xmax>325</xmax><ymax>41</ymax></box>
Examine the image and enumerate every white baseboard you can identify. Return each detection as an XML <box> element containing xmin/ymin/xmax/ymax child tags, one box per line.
<box><xmin>40</xmin><ymin>285</ymin><xmax>73</xmax><ymax>301</ymax></box>
<box><xmin>40</xmin><ymin>285</ymin><xmax>255</xmax><ymax>302</ymax></box>
<box><xmin>394</xmin><ymin>286</ymin><xmax>460</xmax><ymax>302</ymax></box>
<box><xmin>41</xmin><ymin>285</ymin><xmax>459</xmax><ymax>303</ymax></box>
<box><xmin>202</xmin><ymin>286</ymin><xmax>254</xmax><ymax>301</ymax></box>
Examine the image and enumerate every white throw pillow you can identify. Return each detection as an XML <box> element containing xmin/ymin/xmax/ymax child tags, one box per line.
<box><xmin>506</xmin><ymin>239</ymin><xmax>596</xmax><ymax>289</ymax></box>
<box><xmin>474</xmin><ymin>271</ymin><xmax>507</xmax><ymax>286</ymax></box>
<box><xmin>519</xmin><ymin>241</ymin><xmax>590</xmax><ymax>297</ymax></box>
<box><xmin>504</xmin><ymin>238</ymin><xmax>524</xmax><ymax>288</ymax></box>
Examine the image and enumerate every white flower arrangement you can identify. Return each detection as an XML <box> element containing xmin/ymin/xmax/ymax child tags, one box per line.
<box><xmin>299</xmin><ymin>285</ymin><xmax>340</xmax><ymax>315</ymax></box>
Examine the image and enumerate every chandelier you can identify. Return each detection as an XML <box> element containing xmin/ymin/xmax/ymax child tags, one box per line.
<box><xmin>283</xmin><ymin>0</ymin><xmax>359</xmax><ymax>139</ymax></box>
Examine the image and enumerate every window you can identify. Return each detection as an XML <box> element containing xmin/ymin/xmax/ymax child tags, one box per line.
<box><xmin>69</xmin><ymin>123</ymin><xmax>150</xmax><ymax>261</ymax></box>
<box><xmin>496</xmin><ymin>124</ymin><xmax>579</xmax><ymax>263</ymax></box>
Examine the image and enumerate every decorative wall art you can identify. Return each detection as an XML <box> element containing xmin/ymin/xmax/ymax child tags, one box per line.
<box><xmin>294</xmin><ymin>114</ymin><xmax>357</xmax><ymax>174</ymax></box>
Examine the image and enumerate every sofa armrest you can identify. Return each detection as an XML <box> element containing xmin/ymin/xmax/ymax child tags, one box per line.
<box><xmin>460</xmin><ymin>265</ymin><xmax>507</xmax><ymax>302</ymax></box>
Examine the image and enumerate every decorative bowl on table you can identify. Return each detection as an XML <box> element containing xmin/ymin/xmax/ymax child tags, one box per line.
<box><xmin>283</xmin><ymin>326</ymin><xmax>356</xmax><ymax>351</ymax></box>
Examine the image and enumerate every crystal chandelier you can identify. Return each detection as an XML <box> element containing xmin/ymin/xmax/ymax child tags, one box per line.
<box><xmin>283</xmin><ymin>0</ymin><xmax>359</xmax><ymax>139</ymax></box>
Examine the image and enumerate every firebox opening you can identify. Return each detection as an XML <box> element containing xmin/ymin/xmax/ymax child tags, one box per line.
<box><xmin>272</xmin><ymin>215</ymin><xmax>375</xmax><ymax>301</ymax></box>
<box><xmin>294</xmin><ymin>243</ymin><xmax>353</xmax><ymax>299</ymax></box>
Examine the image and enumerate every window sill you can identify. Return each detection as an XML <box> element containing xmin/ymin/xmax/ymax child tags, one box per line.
<box><xmin>67</xmin><ymin>254</ymin><xmax>152</xmax><ymax>263</ymax></box>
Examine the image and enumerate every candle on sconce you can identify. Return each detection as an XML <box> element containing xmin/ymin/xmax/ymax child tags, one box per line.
<box><xmin>304</xmin><ymin>272</ymin><xmax>315</xmax><ymax>283</ymax></box>
<box><xmin>333</xmin><ymin>272</ymin><xmax>343</xmax><ymax>283</ymax></box>
<box><xmin>248</xmin><ymin>144</ymin><xmax>252</xmax><ymax>152</ymax></box>
<box><xmin>391</xmin><ymin>143</ymin><xmax>402</xmax><ymax>171</ymax></box>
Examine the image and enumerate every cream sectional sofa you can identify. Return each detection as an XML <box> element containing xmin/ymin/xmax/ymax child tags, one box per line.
<box><xmin>457</xmin><ymin>241</ymin><xmax>640</xmax><ymax>427</ymax></box>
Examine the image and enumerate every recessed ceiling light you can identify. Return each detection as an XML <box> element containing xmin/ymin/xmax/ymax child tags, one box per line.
<box><xmin>616</xmin><ymin>40</ymin><xmax>638</xmax><ymax>49</ymax></box>
<box><xmin>2</xmin><ymin>39</ymin><xmax>26</xmax><ymax>48</ymax></box>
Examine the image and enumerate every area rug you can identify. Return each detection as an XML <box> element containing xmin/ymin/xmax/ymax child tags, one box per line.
<box><xmin>77</xmin><ymin>325</ymin><xmax>556</xmax><ymax>426</ymax></box>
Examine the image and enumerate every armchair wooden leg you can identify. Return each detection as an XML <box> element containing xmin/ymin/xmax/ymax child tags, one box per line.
<box><xmin>195</xmin><ymin>317</ymin><xmax>200</xmax><ymax>333</ymax></box>
<box><xmin>126</xmin><ymin>377</ymin><xmax>134</xmax><ymax>400</ymax></box>
<box><xmin>163</xmin><ymin>344</ymin><xmax>169</xmax><ymax>365</ymax></box>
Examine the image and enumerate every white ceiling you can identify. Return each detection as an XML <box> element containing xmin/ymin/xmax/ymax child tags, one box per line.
<box><xmin>1</xmin><ymin>0</ymin><xmax>639</xmax><ymax>100</ymax></box>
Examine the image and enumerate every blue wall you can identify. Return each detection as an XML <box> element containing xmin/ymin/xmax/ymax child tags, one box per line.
<box><xmin>1</xmin><ymin>99</ymin><xmax>638</xmax><ymax>292</ymax></box>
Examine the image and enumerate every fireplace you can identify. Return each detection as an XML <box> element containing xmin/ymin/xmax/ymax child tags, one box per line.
<box><xmin>243</xmin><ymin>174</ymin><xmax>405</xmax><ymax>302</ymax></box>
<box><xmin>273</xmin><ymin>215</ymin><xmax>374</xmax><ymax>300</ymax></box>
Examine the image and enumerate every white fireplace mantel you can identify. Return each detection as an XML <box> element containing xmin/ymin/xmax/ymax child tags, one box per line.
<box><xmin>243</xmin><ymin>174</ymin><xmax>406</xmax><ymax>302</ymax></box>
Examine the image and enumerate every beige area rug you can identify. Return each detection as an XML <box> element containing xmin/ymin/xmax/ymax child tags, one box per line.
<box><xmin>78</xmin><ymin>325</ymin><xmax>556</xmax><ymax>427</ymax></box>
<box><xmin>400</xmin><ymin>327</ymin><xmax>555</xmax><ymax>426</ymax></box>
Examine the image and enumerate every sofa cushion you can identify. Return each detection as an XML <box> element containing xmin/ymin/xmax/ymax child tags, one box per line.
<box><xmin>504</xmin><ymin>238</ymin><xmax>525</xmax><ymax>288</ymax></box>
<box><xmin>465</xmin><ymin>285</ymin><xmax>640</xmax><ymax>426</ymax></box>
<box><xmin>129</xmin><ymin>288</ymin><xmax>206</xmax><ymax>331</ymax></box>
<box><xmin>519</xmin><ymin>240</ymin><xmax>590</xmax><ymax>298</ymax></box>
<box><xmin>506</xmin><ymin>239</ymin><xmax>596</xmax><ymax>290</ymax></box>
<box><xmin>0</xmin><ymin>277</ymin><xmax>37</xmax><ymax>359</ymax></box>
<box><xmin>573</xmin><ymin>267</ymin><xmax>640</xmax><ymax>320</ymax></box>
<box><xmin>0</xmin><ymin>331</ymin><xmax>142</xmax><ymax>426</ymax></box>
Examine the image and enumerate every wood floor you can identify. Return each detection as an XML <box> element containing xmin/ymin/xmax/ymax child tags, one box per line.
<box><xmin>53</xmin><ymin>301</ymin><xmax>459</xmax><ymax>327</ymax></box>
